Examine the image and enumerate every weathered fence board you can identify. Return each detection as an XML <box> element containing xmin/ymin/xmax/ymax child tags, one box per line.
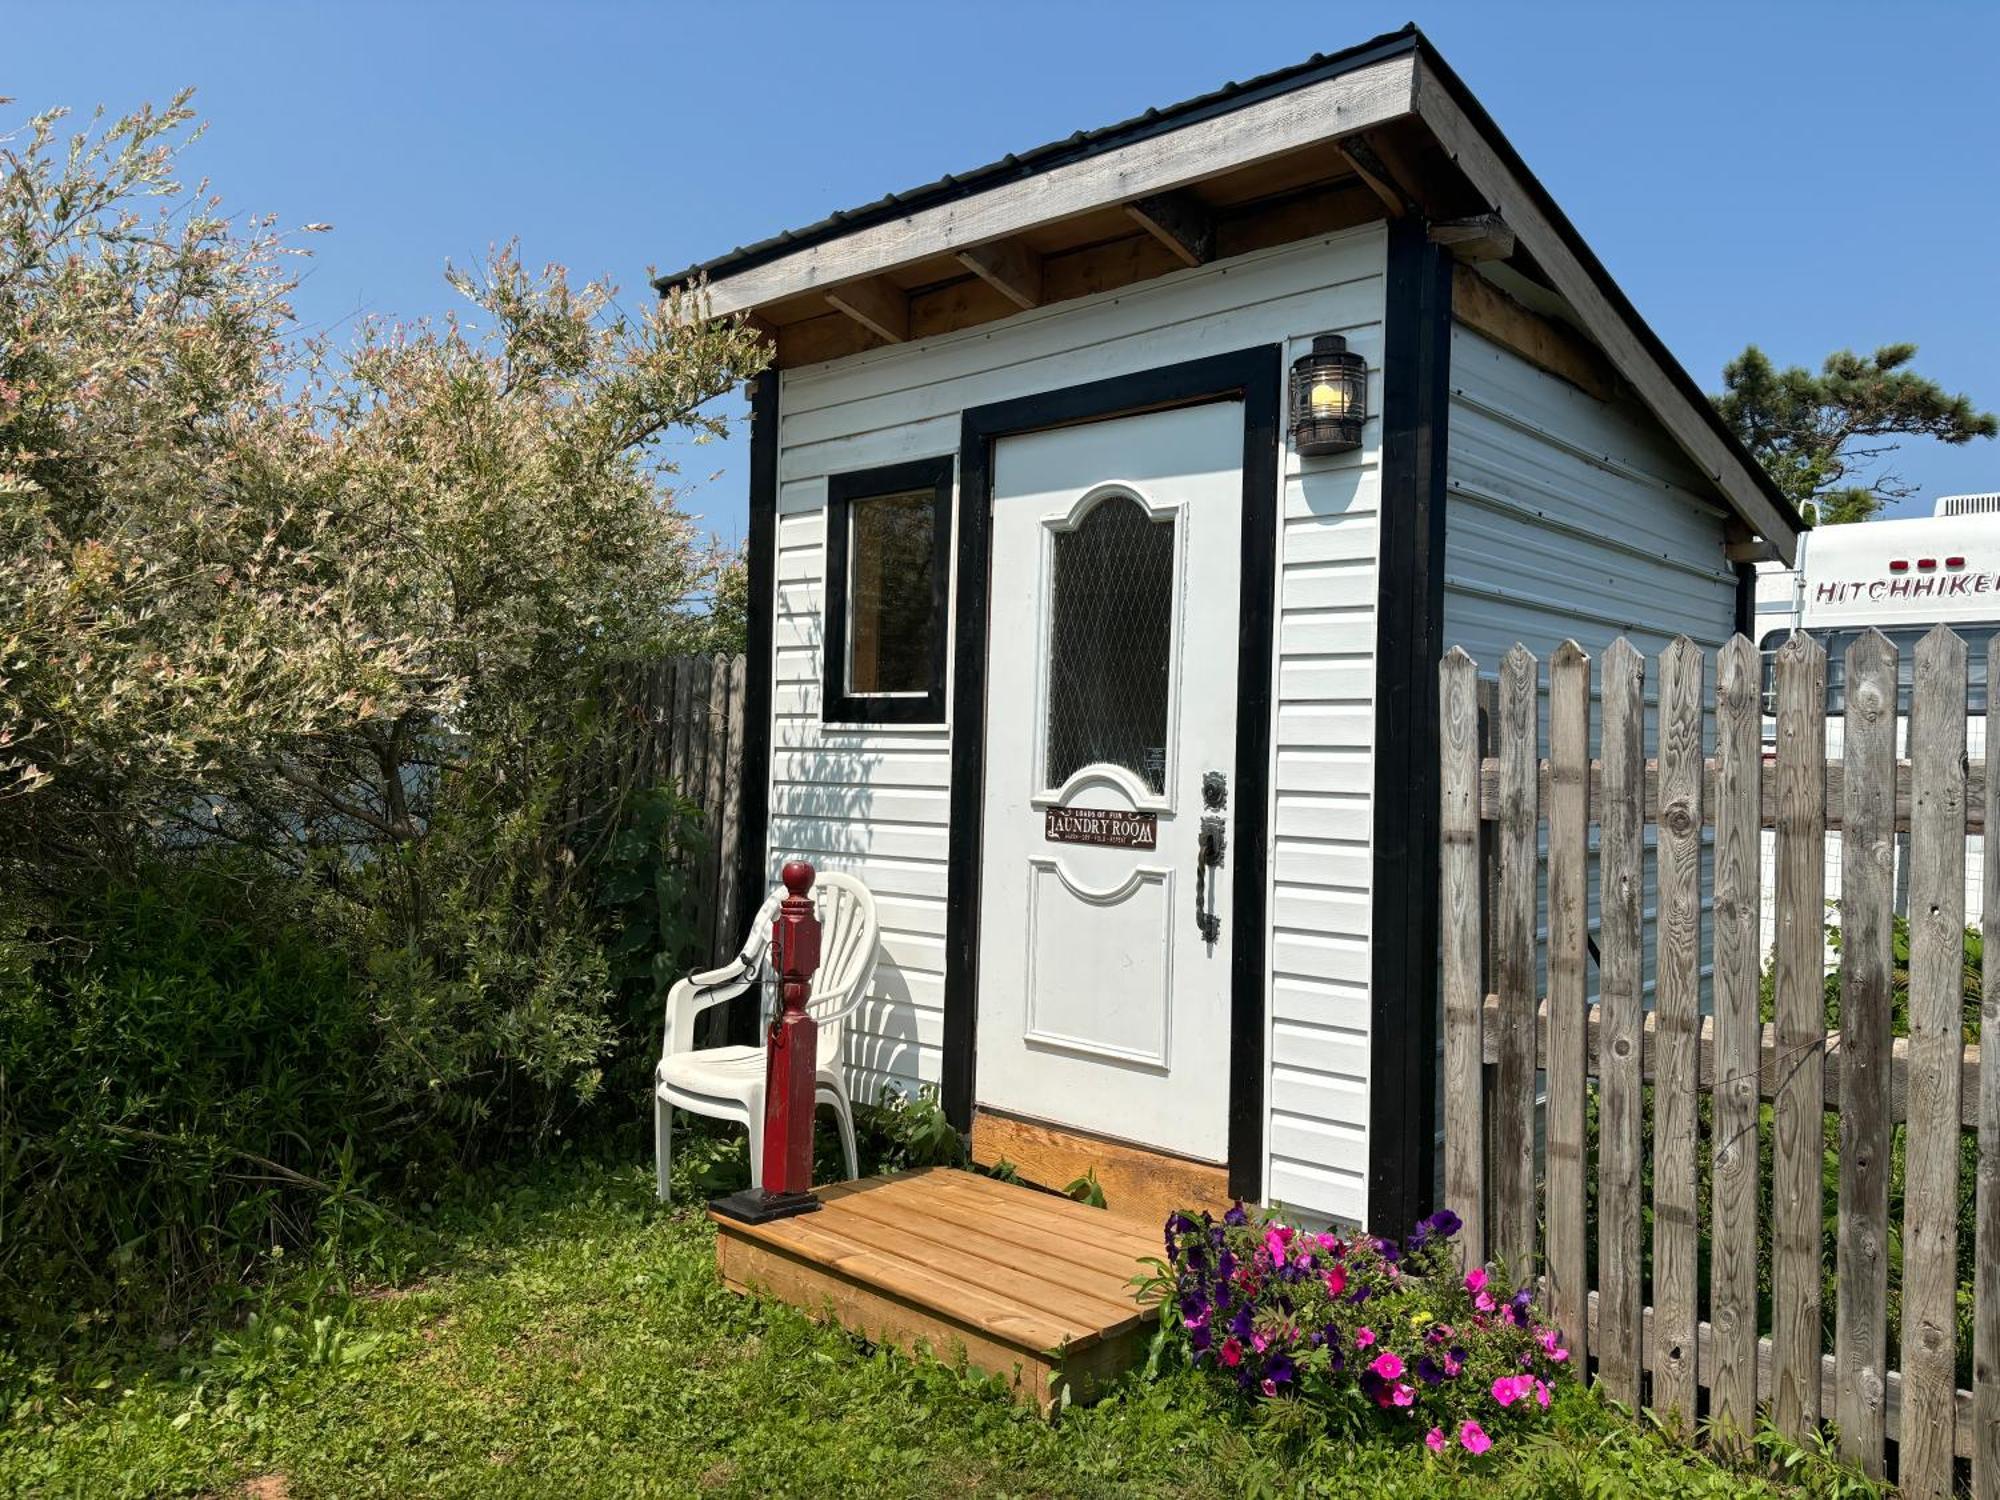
<box><xmin>1836</xmin><ymin>629</ymin><xmax>1895</xmax><ymax>1477</ymax></box>
<box><xmin>1903</xmin><ymin>627</ymin><xmax>1968</xmax><ymax>1500</ymax></box>
<box><xmin>1980</xmin><ymin>640</ymin><xmax>2000</xmax><ymax>1500</ymax></box>
<box><xmin>600</xmin><ymin>652</ymin><xmax>749</xmax><ymax>968</ymax></box>
<box><xmin>1440</xmin><ymin>628</ymin><xmax>1986</xmax><ymax>1489</ymax></box>
<box><xmin>1545</xmin><ymin>641</ymin><xmax>1590</xmax><ymax>1371</ymax></box>
<box><xmin>1438</xmin><ymin>648</ymin><xmax>1485</xmax><ymax>1273</ymax></box>
<box><xmin>1651</xmin><ymin>637</ymin><xmax>1702</xmax><ymax>1425</ymax></box>
<box><xmin>1709</xmin><ymin>635</ymin><xmax>1761</xmax><ymax>1450</ymax></box>
<box><xmin>1596</xmin><ymin>637</ymin><xmax>1645</xmax><ymax>1408</ymax></box>
<box><xmin>1770</xmin><ymin>632</ymin><xmax>1827</xmax><ymax>1442</ymax></box>
<box><xmin>1493</xmin><ymin>645</ymin><xmax>1539</xmax><ymax>1283</ymax></box>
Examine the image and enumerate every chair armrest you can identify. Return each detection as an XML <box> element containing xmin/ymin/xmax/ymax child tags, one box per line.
<box><xmin>659</xmin><ymin>961</ymin><xmax>761</xmax><ymax>1063</ymax></box>
<box><xmin>688</xmin><ymin>954</ymin><xmax>753</xmax><ymax>991</ymax></box>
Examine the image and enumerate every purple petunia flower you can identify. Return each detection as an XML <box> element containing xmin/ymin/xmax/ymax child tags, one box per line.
<box><xmin>1224</xmin><ymin>1202</ymin><xmax>1248</xmax><ymax>1227</ymax></box>
<box><xmin>1416</xmin><ymin>1354</ymin><xmax>1445</xmax><ymax>1386</ymax></box>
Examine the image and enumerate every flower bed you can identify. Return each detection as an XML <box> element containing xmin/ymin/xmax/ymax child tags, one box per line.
<box><xmin>1161</xmin><ymin>1205</ymin><xmax>1570</xmax><ymax>1458</ymax></box>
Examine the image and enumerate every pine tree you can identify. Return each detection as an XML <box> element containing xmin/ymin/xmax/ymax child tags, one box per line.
<box><xmin>1713</xmin><ymin>344</ymin><xmax>1996</xmax><ymax>524</ymax></box>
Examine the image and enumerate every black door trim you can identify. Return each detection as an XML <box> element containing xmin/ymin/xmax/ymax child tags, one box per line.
<box><xmin>1366</xmin><ymin>217</ymin><xmax>1453</xmax><ymax>1235</ymax></box>
<box><xmin>731</xmin><ymin>368</ymin><xmax>780</xmax><ymax>1045</ymax></box>
<box><xmin>942</xmin><ymin>345</ymin><xmax>1283</xmax><ymax>1203</ymax></box>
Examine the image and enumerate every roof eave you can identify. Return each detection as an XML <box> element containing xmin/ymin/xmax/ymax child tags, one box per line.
<box><xmin>1407</xmin><ymin>41</ymin><xmax>1802</xmax><ymax>563</ymax></box>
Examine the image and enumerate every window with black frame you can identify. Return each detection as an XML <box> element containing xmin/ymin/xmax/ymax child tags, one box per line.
<box><xmin>1758</xmin><ymin>625</ymin><xmax>1995</xmax><ymax>715</ymax></box>
<box><xmin>822</xmin><ymin>457</ymin><xmax>953</xmax><ymax>724</ymax></box>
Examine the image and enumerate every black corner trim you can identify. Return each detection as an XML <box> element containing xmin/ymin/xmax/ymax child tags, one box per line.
<box><xmin>821</xmin><ymin>457</ymin><xmax>955</xmax><ymax>725</ymax></box>
<box><xmin>1367</xmin><ymin>217</ymin><xmax>1453</xmax><ymax>1237</ymax></box>
<box><xmin>1733</xmin><ymin>560</ymin><xmax>1756</xmax><ymax>639</ymax></box>
<box><xmin>943</xmin><ymin>346</ymin><xmax>1282</xmax><ymax>1206</ymax></box>
<box><xmin>731</xmin><ymin>371</ymin><xmax>780</xmax><ymax>1046</ymax></box>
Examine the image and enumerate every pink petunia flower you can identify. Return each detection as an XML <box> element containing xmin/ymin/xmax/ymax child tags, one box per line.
<box><xmin>1324</xmin><ymin>1264</ymin><xmax>1347</xmax><ymax>1297</ymax></box>
<box><xmin>1261</xmin><ymin>1377</ymin><xmax>1278</xmax><ymax>1397</ymax></box>
<box><xmin>1315</xmin><ymin>1231</ymin><xmax>1340</xmax><ymax>1252</ymax></box>
<box><xmin>1474</xmin><ymin>1290</ymin><xmax>1497</xmax><ymax>1313</ymax></box>
<box><xmin>1219</xmin><ymin>1336</ymin><xmax>1243</xmax><ymax>1368</ymax></box>
<box><xmin>1535</xmin><ymin>1378</ymin><xmax>1551</xmax><ymax>1409</ymax></box>
<box><xmin>1464</xmin><ymin>1267</ymin><xmax>1487</xmax><ymax>1294</ymax></box>
<box><xmin>1251</xmin><ymin>1332</ymin><xmax>1269</xmax><ymax>1353</ymax></box>
<box><xmin>1491</xmin><ymin>1374</ymin><xmax>1528</xmax><ymax>1407</ymax></box>
<box><xmin>1370</xmin><ymin>1351</ymin><xmax>1404</xmax><ymax>1381</ymax></box>
<box><xmin>1354</xmin><ymin>1326</ymin><xmax>1376</xmax><ymax>1348</ymax></box>
<box><xmin>1425</xmin><ymin>1427</ymin><xmax>1448</xmax><ymax>1453</ymax></box>
<box><xmin>1392</xmin><ymin>1381</ymin><xmax>1416</xmax><ymax>1407</ymax></box>
<box><xmin>1459</xmin><ymin>1420</ymin><xmax>1492</xmax><ymax>1455</ymax></box>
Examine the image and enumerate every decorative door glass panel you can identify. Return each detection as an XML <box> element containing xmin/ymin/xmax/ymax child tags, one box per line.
<box><xmin>1045</xmin><ymin>495</ymin><xmax>1175</xmax><ymax>793</ymax></box>
<box><xmin>847</xmin><ymin>490</ymin><xmax>936</xmax><ymax>695</ymax></box>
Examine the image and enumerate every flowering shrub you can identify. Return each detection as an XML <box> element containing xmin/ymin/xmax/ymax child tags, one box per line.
<box><xmin>1161</xmin><ymin>1204</ymin><xmax>1570</xmax><ymax>1458</ymax></box>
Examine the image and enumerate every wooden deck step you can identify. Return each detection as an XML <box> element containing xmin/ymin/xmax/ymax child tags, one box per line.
<box><xmin>710</xmin><ymin>1167</ymin><xmax>1161</xmax><ymax>1411</ymax></box>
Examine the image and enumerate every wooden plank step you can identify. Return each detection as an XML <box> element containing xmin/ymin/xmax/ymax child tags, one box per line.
<box><xmin>712</xmin><ymin>1167</ymin><xmax>1159</xmax><ymax>1413</ymax></box>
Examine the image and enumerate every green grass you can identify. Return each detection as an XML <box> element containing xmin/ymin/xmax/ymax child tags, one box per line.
<box><xmin>0</xmin><ymin>1141</ymin><xmax>1882</xmax><ymax>1499</ymax></box>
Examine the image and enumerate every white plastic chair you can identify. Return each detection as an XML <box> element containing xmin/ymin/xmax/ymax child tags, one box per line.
<box><xmin>653</xmin><ymin>871</ymin><xmax>880</xmax><ymax>1202</ymax></box>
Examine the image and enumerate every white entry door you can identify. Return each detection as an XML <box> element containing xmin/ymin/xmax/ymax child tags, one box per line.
<box><xmin>975</xmin><ymin>400</ymin><xmax>1244</xmax><ymax>1162</ymax></box>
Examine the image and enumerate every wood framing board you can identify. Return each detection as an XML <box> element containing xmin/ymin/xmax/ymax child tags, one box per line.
<box><xmin>970</xmin><ymin>1110</ymin><xmax>1234</xmax><ymax>1228</ymax></box>
<box><xmin>710</xmin><ymin>1168</ymin><xmax>1158</xmax><ymax>1414</ymax></box>
<box><xmin>695</xmin><ymin>53</ymin><xmax>1415</xmax><ymax>318</ymax></box>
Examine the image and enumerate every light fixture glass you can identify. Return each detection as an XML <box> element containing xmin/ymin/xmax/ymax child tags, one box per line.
<box><xmin>1289</xmin><ymin>334</ymin><xmax>1368</xmax><ymax>456</ymax></box>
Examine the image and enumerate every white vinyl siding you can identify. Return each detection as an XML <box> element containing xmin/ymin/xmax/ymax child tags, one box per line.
<box><xmin>1443</xmin><ymin>322</ymin><xmax>1738</xmax><ymax>1012</ymax></box>
<box><xmin>766</xmin><ymin>227</ymin><xmax>1387</xmax><ymax>1223</ymax></box>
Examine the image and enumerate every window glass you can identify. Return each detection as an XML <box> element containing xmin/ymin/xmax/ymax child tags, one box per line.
<box><xmin>1045</xmin><ymin>495</ymin><xmax>1176</xmax><ymax>793</ymax></box>
<box><xmin>847</xmin><ymin>490</ymin><xmax>935</xmax><ymax>696</ymax></box>
<box><xmin>1759</xmin><ymin>625</ymin><xmax>1993</xmax><ymax>714</ymax></box>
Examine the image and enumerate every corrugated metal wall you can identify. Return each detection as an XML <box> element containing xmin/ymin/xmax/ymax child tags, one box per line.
<box><xmin>1442</xmin><ymin>324</ymin><xmax>1740</xmax><ymax>1011</ymax></box>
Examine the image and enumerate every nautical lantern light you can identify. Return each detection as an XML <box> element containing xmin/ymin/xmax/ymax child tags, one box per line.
<box><xmin>1288</xmin><ymin>334</ymin><xmax>1368</xmax><ymax>456</ymax></box>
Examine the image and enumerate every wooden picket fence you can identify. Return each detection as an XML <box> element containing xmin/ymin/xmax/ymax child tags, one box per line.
<box><xmin>594</xmin><ymin>652</ymin><xmax>749</xmax><ymax>966</ymax></box>
<box><xmin>1439</xmin><ymin>629</ymin><xmax>1996</xmax><ymax>1497</ymax></box>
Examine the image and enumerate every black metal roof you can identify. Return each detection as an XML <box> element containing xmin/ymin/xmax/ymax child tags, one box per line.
<box><xmin>658</xmin><ymin>22</ymin><xmax>1802</xmax><ymax>540</ymax></box>
<box><xmin>651</xmin><ymin>25</ymin><xmax>1424</xmax><ymax>294</ymax></box>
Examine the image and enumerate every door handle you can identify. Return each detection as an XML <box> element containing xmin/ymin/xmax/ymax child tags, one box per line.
<box><xmin>1195</xmin><ymin>765</ymin><xmax>1227</xmax><ymax>946</ymax></box>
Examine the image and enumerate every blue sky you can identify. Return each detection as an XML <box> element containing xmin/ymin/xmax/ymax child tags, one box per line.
<box><xmin>11</xmin><ymin>0</ymin><xmax>1999</xmax><ymax>542</ymax></box>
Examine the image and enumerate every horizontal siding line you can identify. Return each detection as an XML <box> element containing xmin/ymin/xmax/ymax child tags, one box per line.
<box><xmin>1443</xmin><ymin>480</ymin><xmax>1734</xmax><ymax>588</ymax></box>
<box><xmin>1275</xmin><ymin>695</ymin><xmax>1374</xmax><ymax>709</ymax></box>
<box><xmin>1280</xmin><ymin>603</ymin><xmax>1376</xmax><ymax>620</ymax></box>
<box><xmin>1275</xmin><ymin>1014</ymin><xmax>1371</xmax><ymax>1041</ymax></box>
<box><xmin>769</xmin><ymin>848</ymin><xmax>950</xmax><ymax>875</ymax></box>
<box><xmin>1275</xmin><ymin>877</ymin><xmax>1370</xmax><ymax>897</ymax></box>
<box><xmin>1272</xmin><ymin>832</ymin><xmax>1372</xmax><ymax>850</ymax></box>
<box><xmin>1270</xmin><ymin>1113</ymin><xmax>1367</xmax><ymax>1139</ymax></box>
<box><xmin>1442</xmin><ymin>575</ymin><xmax>1726</xmax><ymax>639</ymax></box>
<box><xmin>1273</xmin><ymin>1060</ymin><xmax>1370</xmax><ymax>1088</ymax></box>
<box><xmin>1447</xmin><ymin>383</ymin><xmax>1724</xmax><ymax>512</ymax></box>
<box><xmin>1275</xmin><ymin>787</ymin><xmax>1372</xmax><ymax>802</ymax></box>
<box><xmin>770</xmin><ymin>779</ymin><xmax>949</xmax><ymax>796</ymax></box>
<box><xmin>1276</xmin><ymin>649</ymin><xmax>1375</xmax><ymax>664</ymax></box>
<box><xmin>768</xmin><ymin>811</ymin><xmax>951</xmax><ymax>833</ymax></box>
<box><xmin>1283</xmin><ymin>557</ymin><xmax>1374</xmax><ymax>579</ymax></box>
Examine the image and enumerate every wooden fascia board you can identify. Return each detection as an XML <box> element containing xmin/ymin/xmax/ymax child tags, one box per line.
<box><xmin>1411</xmin><ymin>57</ymin><xmax>1799</xmax><ymax>563</ymax></box>
<box><xmin>696</xmin><ymin>52</ymin><xmax>1417</xmax><ymax>320</ymax></box>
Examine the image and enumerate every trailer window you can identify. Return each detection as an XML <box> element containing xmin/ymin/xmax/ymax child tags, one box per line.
<box><xmin>1758</xmin><ymin>626</ymin><xmax>1993</xmax><ymax>715</ymax></box>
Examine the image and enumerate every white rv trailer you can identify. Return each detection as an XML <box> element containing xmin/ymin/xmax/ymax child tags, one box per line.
<box><xmin>1754</xmin><ymin>493</ymin><xmax>2000</xmax><ymax>955</ymax></box>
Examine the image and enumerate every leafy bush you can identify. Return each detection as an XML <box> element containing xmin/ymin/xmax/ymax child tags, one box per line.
<box><xmin>0</xmin><ymin>88</ymin><xmax>763</xmax><ymax>1342</ymax></box>
<box><xmin>1159</xmin><ymin>1205</ymin><xmax>1570</xmax><ymax>1458</ymax></box>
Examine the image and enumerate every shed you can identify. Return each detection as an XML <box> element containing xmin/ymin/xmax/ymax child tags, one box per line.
<box><xmin>660</xmin><ymin>24</ymin><xmax>1802</xmax><ymax>1236</ymax></box>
